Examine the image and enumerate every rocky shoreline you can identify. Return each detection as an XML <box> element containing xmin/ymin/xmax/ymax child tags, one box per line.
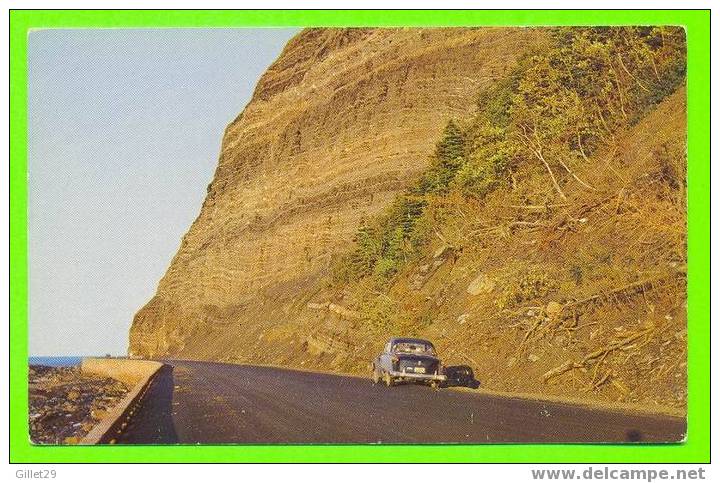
<box><xmin>29</xmin><ymin>365</ymin><xmax>129</xmax><ymax>444</ymax></box>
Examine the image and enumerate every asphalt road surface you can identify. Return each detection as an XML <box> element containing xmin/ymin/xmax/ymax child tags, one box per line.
<box><xmin>117</xmin><ymin>360</ymin><xmax>686</xmax><ymax>444</ymax></box>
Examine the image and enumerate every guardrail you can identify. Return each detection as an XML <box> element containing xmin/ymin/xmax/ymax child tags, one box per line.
<box><xmin>79</xmin><ymin>358</ymin><xmax>164</xmax><ymax>444</ymax></box>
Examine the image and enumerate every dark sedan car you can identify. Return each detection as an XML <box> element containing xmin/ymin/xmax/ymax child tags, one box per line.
<box><xmin>371</xmin><ymin>337</ymin><xmax>446</xmax><ymax>388</ymax></box>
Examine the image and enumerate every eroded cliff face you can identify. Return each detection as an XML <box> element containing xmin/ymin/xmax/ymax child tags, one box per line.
<box><xmin>129</xmin><ymin>28</ymin><xmax>546</xmax><ymax>358</ymax></box>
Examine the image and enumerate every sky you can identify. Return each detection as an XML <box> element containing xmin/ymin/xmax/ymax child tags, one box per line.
<box><xmin>28</xmin><ymin>28</ymin><xmax>300</xmax><ymax>356</ymax></box>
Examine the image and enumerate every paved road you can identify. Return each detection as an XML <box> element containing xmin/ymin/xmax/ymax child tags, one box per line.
<box><xmin>117</xmin><ymin>360</ymin><xmax>685</xmax><ymax>444</ymax></box>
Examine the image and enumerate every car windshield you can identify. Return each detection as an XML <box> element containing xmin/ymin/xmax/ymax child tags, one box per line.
<box><xmin>393</xmin><ymin>342</ymin><xmax>435</xmax><ymax>355</ymax></box>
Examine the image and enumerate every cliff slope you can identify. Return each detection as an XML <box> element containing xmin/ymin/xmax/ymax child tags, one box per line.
<box><xmin>130</xmin><ymin>28</ymin><xmax>546</xmax><ymax>358</ymax></box>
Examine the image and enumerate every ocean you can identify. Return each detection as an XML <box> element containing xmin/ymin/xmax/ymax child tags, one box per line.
<box><xmin>29</xmin><ymin>356</ymin><xmax>83</xmax><ymax>367</ymax></box>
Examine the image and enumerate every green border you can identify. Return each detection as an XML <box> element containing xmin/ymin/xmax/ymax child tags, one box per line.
<box><xmin>10</xmin><ymin>9</ymin><xmax>710</xmax><ymax>463</ymax></box>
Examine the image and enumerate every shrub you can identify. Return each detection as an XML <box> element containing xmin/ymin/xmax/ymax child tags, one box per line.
<box><xmin>359</xmin><ymin>295</ymin><xmax>398</xmax><ymax>335</ymax></box>
<box><xmin>455</xmin><ymin>123</ymin><xmax>516</xmax><ymax>199</ymax></box>
<box><xmin>496</xmin><ymin>270</ymin><xmax>559</xmax><ymax>310</ymax></box>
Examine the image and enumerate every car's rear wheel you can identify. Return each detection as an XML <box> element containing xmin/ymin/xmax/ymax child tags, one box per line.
<box><xmin>383</xmin><ymin>372</ymin><xmax>394</xmax><ymax>387</ymax></box>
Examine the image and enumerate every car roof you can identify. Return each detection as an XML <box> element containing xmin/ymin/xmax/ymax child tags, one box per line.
<box><xmin>389</xmin><ymin>337</ymin><xmax>434</xmax><ymax>346</ymax></box>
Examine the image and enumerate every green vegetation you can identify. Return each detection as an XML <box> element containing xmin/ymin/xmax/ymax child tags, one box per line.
<box><xmin>332</xmin><ymin>122</ymin><xmax>468</xmax><ymax>286</ymax></box>
<box><xmin>332</xmin><ymin>27</ymin><xmax>686</xmax><ymax>323</ymax></box>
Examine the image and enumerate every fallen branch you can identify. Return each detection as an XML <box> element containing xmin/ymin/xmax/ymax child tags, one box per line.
<box><xmin>543</xmin><ymin>360</ymin><xmax>583</xmax><ymax>382</ymax></box>
<box><xmin>433</xmin><ymin>229</ymin><xmax>452</xmax><ymax>247</ymax></box>
<box><xmin>557</xmin><ymin>158</ymin><xmax>598</xmax><ymax>191</ymax></box>
<box><xmin>522</xmin><ymin>317</ymin><xmax>545</xmax><ymax>344</ymax></box>
<box><xmin>509</xmin><ymin>203</ymin><xmax>569</xmax><ymax>210</ymax></box>
<box><xmin>562</xmin><ymin>274</ymin><xmax>684</xmax><ymax>314</ymax></box>
<box><xmin>509</xmin><ymin>220</ymin><xmax>548</xmax><ymax>228</ymax></box>
<box><xmin>591</xmin><ymin>350</ymin><xmax>609</xmax><ymax>381</ymax></box>
<box><xmin>542</xmin><ymin>329</ymin><xmax>653</xmax><ymax>382</ymax></box>
<box><xmin>518</xmin><ymin>126</ymin><xmax>567</xmax><ymax>200</ymax></box>
<box><xmin>592</xmin><ymin>370</ymin><xmax>612</xmax><ymax>390</ymax></box>
<box><xmin>617</xmin><ymin>52</ymin><xmax>650</xmax><ymax>92</ymax></box>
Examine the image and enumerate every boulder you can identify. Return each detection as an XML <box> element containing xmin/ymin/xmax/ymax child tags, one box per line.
<box><xmin>466</xmin><ymin>273</ymin><xmax>495</xmax><ymax>295</ymax></box>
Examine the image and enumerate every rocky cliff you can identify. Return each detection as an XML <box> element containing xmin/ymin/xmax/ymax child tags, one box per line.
<box><xmin>130</xmin><ymin>27</ymin><xmax>686</xmax><ymax>414</ymax></box>
<box><xmin>130</xmin><ymin>28</ymin><xmax>546</xmax><ymax>358</ymax></box>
